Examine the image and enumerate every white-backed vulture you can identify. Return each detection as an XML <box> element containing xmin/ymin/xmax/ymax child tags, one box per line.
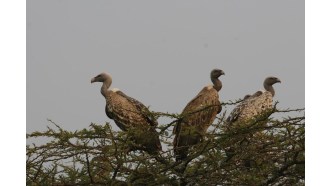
<box><xmin>91</xmin><ymin>72</ymin><xmax>162</xmax><ymax>154</ymax></box>
<box><xmin>173</xmin><ymin>69</ymin><xmax>225</xmax><ymax>161</ymax></box>
<box><xmin>224</xmin><ymin>77</ymin><xmax>281</xmax><ymax>168</ymax></box>
<box><xmin>226</xmin><ymin>76</ymin><xmax>281</xmax><ymax>126</ymax></box>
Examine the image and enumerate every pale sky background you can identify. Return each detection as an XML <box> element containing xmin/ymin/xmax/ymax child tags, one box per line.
<box><xmin>27</xmin><ymin>0</ymin><xmax>304</xmax><ymax>133</ymax></box>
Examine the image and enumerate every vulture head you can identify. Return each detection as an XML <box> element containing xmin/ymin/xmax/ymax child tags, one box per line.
<box><xmin>91</xmin><ymin>73</ymin><xmax>112</xmax><ymax>84</ymax></box>
<box><xmin>210</xmin><ymin>69</ymin><xmax>225</xmax><ymax>91</ymax></box>
<box><xmin>91</xmin><ymin>73</ymin><xmax>113</xmax><ymax>97</ymax></box>
<box><xmin>263</xmin><ymin>76</ymin><xmax>281</xmax><ymax>97</ymax></box>
<box><xmin>211</xmin><ymin>69</ymin><xmax>225</xmax><ymax>79</ymax></box>
<box><xmin>264</xmin><ymin>76</ymin><xmax>281</xmax><ymax>86</ymax></box>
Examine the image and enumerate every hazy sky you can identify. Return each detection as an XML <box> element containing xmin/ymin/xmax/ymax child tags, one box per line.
<box><xmin>27</xmin><ymin>0</ymin><xmax>304</xmax><ymax>133</ymax></box>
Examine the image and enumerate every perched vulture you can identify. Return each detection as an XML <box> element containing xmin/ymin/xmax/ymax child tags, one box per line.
<box><xmin>224</xmin><ymin>77</ymin><xmax>281</xmax><ymax>168</ymax></box>
<box><xmin>226</xmin><ymin>76</ymin><xmax>281</xmax><ymax>126</ymax></box>
<box><xmin>91</xmin><ymin>72</ymin><xmax>162</xmax><ymax>154</ymax></box>
<box><xmin>173</xmin><ymin>69</ymin><xmax>225</xmax><ymax>161</ymax></box>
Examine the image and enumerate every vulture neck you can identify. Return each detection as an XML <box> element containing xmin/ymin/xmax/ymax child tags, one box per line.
<box><xmin>211</xmin><ymin>77</ymin><xmax>222</xmax><ymax>92</ymax></box>
<box><xmin>101</xmin><ymin>79</ymin><xmax>112</xmax><ymax>98</ymax></box>
<box><xmin>264</xmin><ymin>82</ymin><xmax>275</xmax><ymax>97</ymax></box>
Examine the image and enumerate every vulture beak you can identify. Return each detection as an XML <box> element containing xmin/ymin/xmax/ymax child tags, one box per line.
<box><xmin>221</xmin><ymin>71</ymin><xmax>225</xmax><ymax>75</ymax></box>
<box><xmin>277</xmin><ymin>78</ymin><xmax>281</xmax><ymax>83</ymax></box>
<box><xmin>91</xmin><ymin>77</ymin><xmax>96</xmax><ymax>83</ymax></box>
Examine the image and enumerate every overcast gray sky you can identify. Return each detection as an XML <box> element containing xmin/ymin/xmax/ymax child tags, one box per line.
<box><xmin>27</xmin><ymin>0</ymin><xmax>304</xmax><ymax>133</ymax></box>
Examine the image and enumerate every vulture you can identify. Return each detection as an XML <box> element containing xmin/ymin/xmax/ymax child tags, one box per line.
<box><xmin>91</xmin><ymin>72</ymin><xmax>162</xmax><ymax>154</ymax></box>
<box><xmin>173</xmin><ymin>69</ymin><xmax>225</xmax><ymax>161</ymax></box>
<box><xmin>226</xmin><ymin>76</ymin><xmax>281</xmax><ymax>126</ymax></box>
<box><xmin>224</xmin><ymin>77</ymin><xmax>281</xmax><ymax>169</ymax></box>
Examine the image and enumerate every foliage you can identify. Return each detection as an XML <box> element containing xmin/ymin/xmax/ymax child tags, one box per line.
<box><xmin>26</xmin><ymin>101</ymin><xmax>304</xmax><ymax>186</ymax></box>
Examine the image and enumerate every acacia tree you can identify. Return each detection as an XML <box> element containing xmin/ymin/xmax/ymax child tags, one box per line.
<box><xmin>26</xmin><ymin>101</ymin><xmax>304</xmax><ymax>185</ymax></box>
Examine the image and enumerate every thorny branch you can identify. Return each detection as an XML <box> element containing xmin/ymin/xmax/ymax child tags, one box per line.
<box><xmin>27</xmin><ymin>104</ymin><xmax>305</xmax><ymax>185</ymax></box>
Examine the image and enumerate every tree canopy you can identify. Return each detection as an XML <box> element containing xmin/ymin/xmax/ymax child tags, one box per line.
<box><xmin>26</xmin><ymin>101</ymin><xmax>304</xmax><ymax>185</ymax></box>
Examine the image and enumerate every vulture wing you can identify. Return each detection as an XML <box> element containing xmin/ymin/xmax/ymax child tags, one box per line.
<box><xmin>227</xmin><ymin>91</ymin><xmax>273</xmax><ymax>125</ymax></box>
<box><xmin>174</xmin><ymin>86</ymin><xmax>221</xmax><ymax>161</ymax></box>
<box><xmin>115</xmin><ymin>90</ymin><xmax>158</xmax><ymax>127</ymax></box>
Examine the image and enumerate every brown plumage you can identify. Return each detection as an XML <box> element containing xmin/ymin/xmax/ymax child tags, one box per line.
<box><xmin>226</xmin><ymin>76</ymin><xmax>281</xmax><ymax>125</ymax></box>
<box><xmin>91</xmin><ymin>72</ymin><xmax>162</xmax><ymax>154</ymax></box>
<box><xmin>173</xmin><ymin>69</ymin><xmax>225</xmax><ymax>161</ymax></box>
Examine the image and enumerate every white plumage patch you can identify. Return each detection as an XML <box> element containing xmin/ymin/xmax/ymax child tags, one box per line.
<box><xmin>111</xmin><ymin>88</ymin><xmax>120</xmax><ymax>92</ymax></box>
<box><xmin>206</xmin><ymin>85</ymin><xmax>213</xmax><ymax>90</ymax></box>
